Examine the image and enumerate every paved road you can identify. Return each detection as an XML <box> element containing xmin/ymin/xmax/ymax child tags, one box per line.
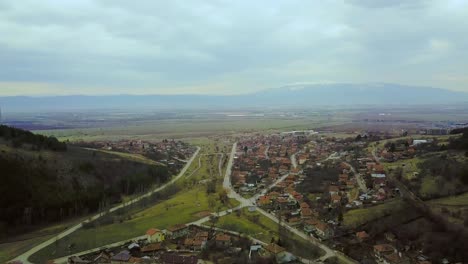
<box><xmin>291</xmin><ymin>152</ymin><xmax>298</xmax><ymax>169</ymax></box>
<box><xmin>10</xmin><ymin>147</ymin><xmax>201</xmax><ymax>264</ymax></box>
<box><xmin>264</xmin><ymin>145</ymin><xmax>270</xmax><ymax>159</ymax></box>
<box><xmin>343</xmin><ymin>161</ymin><xmax>367</xmax><ymax>193</ymax></box>
<box><xmin>372</xmin><ymin>147</ymin><xmax>380</xmax><ymax>163</ymax></box>
<box><xmin>221</xmin><ymin>143</ymin><xmax>347</xmax><ymax>263</ymax></box>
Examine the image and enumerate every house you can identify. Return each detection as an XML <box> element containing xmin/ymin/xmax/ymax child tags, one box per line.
<box><xmin>167</xmin><ymin>224</ymin><xmax>189</xmax><ymax>239</ymax></box>
<box><xmin>141</xmin><ymin>243</ymin><xmax>163</xmax><ymax>254</ymax></box>
<box><xmin>93</xmin><ymin>251</ymin><xmax>112</xmax><ymax>264</ymax></box>
<box><xmin>68</xmin><ymin>256</ymin><xmax>90</xmax><ymax>264</ymax></box>
<box><xmin>127</xmin><ymin>242</ymin><xmax>140</xmax><ymax>255</ymax></box>
<box><xmin>315</xmin><ymin>221</ymin><xmax>334</xmax><ymax>239</ymax></box>
<box><xmin>382</xmin><ymin>252</ymin><xmax>404</xmax><ymax>264</ymax></box>
<box><xmin>331</xmin><ymin>194</ymin><xmax>342</xmax><ymax>204</ymax></box>
<box><xmin>299</xmin><ymin>202</ymin><xmax>310</xmax><ymax>210</ymax></box>
<box><xmin>183</xmin><ymin>238</ymin><xmax>206</xmax><ymax>251</ymax></box>
<box><xmin>303</xmin><ymin>218</ymin><xmax>319</xmax><ymax>233</ymax></box>
<box><xmin>328</xmin><ymin>185</ymin><xmax>340</xmax><ymax>195</ymax></box>
<box><xmin>300</xmin><ymin>207</ymin><xmax>313</xmax><ymax>219</ymax></box>
<box><xmin>264</xmin><ymin>243</ymin><xmax>286</xmax><ymax>255</ymax></box>
<box><xmin>215</xmin><ymin>233</ymin><xmax>231</xmax><ymax>248</ymax></box>
<box><xmin>288</xmin><ymin>217</ymin><xmax>301</xmax><ymax>226</ymax></box>
<box><xmin>356</xmin><ymin>231</ymin><xmax>370</xmax><ymax>242</ymax></box>
<box><xmin>258</xmin><ymin>195</ymin><xmax>272</xmax><ymax>206</ymax></box>
<box><xmin>373</xmin><ymin>178</ymin><xmax>386</xmax><ymax>189</ymax></box>
<box><xmin>161</xmin><ymin>253</ymin><xmax>198</xmax><ymax>264</ymax></box>
<box><xmin>374</xmin><ymin>244</ymin><xmax>396</xmax><ymax>261</ymax></box>
<box><xmin>339</xmin><ymin>174</ymin><xmax>349</xmax><ymax>183</ymax></box>
<box><xmin>146</xmin><ymin>228</ymin><xmax>165</xmax><ymax>243</ymax></box>
<box><xmin>371</xmin><ymin>173</ymin><xmax>386</xmax><ymax>178</ymax></box>
<box><xmin>111</xmin><ymin>250</ymin><xmax>132</xmax><ymax>264</ymax></box>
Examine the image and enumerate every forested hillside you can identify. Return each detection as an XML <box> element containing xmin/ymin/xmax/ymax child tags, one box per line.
<box><xmin>0</xmin><ymin>126</ymin><xmax>170</xmax><ymax>239</ymax></box>
<box><xmin>0</xmin><ymin>125</ymin><xmax>67</xmax><ymax>151</ymax></box>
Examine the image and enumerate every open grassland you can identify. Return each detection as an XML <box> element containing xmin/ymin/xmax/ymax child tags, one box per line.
<box><xmin>343</xmin><ymin>199</ymin><xmax>406</xmax><ymax>228</ymax></box>
<box><xmin>427</xmin><ymin>192</ymin><xmax>468</xmax><ymax>225</ymax></box>
<box><xmin>383</xmin><ymin>157</ymin><xmax>423</xmax><ymax>180</ymax></box>
<box><xmin>30</xmin><ymin>185</ymin><xmax>237</xmax><ymax>262</ymax></box>
<box><xmin>427</xmin><ymin>192</ymin><xmax>468</xmax><ymax>206</ymax></box>
<box><xmin>0</xmin><ymin>236</ymin><xmax>54</xmax><ymax>263</ymax></box>
<box><xmin>36</xmin><ymin>118</ymin><xmax>344</xmax><ymax>142</ymax></box>
<box><xmin>210</xmin><ymin>208</ymin><xmax>279</xmax><ymax>243</ymax></box>
<box><xmin>86</xmin><ymin>148</ymin><xmax>165</xmax><ymax>166</ymax></box>
<box><xmin>0</xmin><ymin>217</ymin><xmax>88</xmax><ymax>263</ymax></box>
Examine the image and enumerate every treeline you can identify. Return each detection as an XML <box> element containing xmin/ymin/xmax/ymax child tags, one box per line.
<box><xmin>0</xmin><ymin>150</ymin><xmax>170</xmax><ymax>238</ymax></box>
<box><xmin>0</xmin><ymin>125</ymin><xmax>66</xmax><ymax>151</ymax></box>
<box><xmin>449</xmin><ymin>127</ymin><xmax>468</xmax><ymax>151</ymax></box>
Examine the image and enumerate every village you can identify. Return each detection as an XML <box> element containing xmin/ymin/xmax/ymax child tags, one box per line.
<box><xmin>50</xmin><ymin>131</ymin><xmax>466</xmax><ymax>264</ymax></box>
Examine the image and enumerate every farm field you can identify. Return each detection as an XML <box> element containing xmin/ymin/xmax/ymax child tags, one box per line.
<box><xmin>36</xmin><ymin>118</ymin><xmax>345</xmax><ymax>142</ymax></box>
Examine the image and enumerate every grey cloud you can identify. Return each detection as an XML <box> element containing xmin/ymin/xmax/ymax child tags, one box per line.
<box><xmin>0</xmin><ymin>0</ymin><xmax>467</xmax><ymax>95</ymax></box>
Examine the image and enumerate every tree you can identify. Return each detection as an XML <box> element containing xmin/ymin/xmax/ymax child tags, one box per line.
<box><xmin>218</xmin><ymin>189</ymin><xmax>229</xmax><ymax>205</ymax></box>
<box><xmin>390</xmin><ymin>143</ymin><xmax>396</xmax><ymax>152</ymax></box>
<box><xmin>208</xmin><ymin>196</ymin><xmax>216</xmax><ymax>208</ymax></box>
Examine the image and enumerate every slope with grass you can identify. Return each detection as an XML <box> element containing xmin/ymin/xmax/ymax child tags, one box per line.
<box><xmin>343</xmin><ymin>199</ymin><xmax>407</xmax><ymax>228</ymax></box>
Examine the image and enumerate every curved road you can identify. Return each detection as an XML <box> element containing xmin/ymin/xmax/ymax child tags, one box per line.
<box><xmin>10</xmin><ymin>147</ymin><xmax>201</xmax><ymax>264</ymax></box>
<box><xmin>221</xmin><ymin>143</ymin><xmax>351</xmax><ymax>263</ymax></box>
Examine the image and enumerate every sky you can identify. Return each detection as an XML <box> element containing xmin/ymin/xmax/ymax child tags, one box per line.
<box><xmin>0</xmin><ymin>0</ymin><xmax>467</xmax><ymax>96</ymax></box>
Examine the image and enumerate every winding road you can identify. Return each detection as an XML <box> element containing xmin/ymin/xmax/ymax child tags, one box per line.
<box><xmin>221</xmin><ymin>143</ymin><xmax>353</xmax><ymax>263</ymax></box>
<box><xmin>9</xmin><ymin>147</ymin><xmax>201</xmax><ymax>264</ymax></box>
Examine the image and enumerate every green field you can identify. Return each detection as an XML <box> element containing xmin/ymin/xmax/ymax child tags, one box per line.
<box><xmin>383</xmin><ymin>157</ymin><xmax>423</xmax><ymax>180</ymax></box>
<box><xmin>208</xmin><ymin>208</ymin><xmax>324</xmax><ymax>259</ymax></box>
<box><xmin>30</xmin><ymin>184</ymin><xmax>238</xmax><ymax>262</ymax></box>
<box><xmin>427</xmin><ymin>192</ymin><xmax>468</xmax><ymax>206</ymax></box>
<box><xmin>210</xmin><ymin>208</ymin><xmax>279</xmax><ymax>243</ymax></box>
<box><xmin>343</xmin><ymin>199</ymin><xmax>406</xmax><ymax>228</ymax></box>
<box><xmin>0</xmin><ymin>216</ymin><xmax>89</xmax><ymax>263</ymax></box>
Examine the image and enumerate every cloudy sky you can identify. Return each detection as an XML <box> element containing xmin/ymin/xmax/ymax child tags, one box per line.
<box><xmin>0</xmin><ymin>0</ymin><xmax>467</xmax><ymax>96</ymax></box>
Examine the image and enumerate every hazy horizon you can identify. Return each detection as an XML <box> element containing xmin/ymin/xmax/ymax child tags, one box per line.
<box><xmin>1</xmin><ymin>0</ymin><xmax>468</xmax><ymax>96</ymax></box>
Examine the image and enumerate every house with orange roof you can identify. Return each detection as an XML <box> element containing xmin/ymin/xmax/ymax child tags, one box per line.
<box><xmin>356</xmin><ymin>231</ymin><xmax>370</xmax><ymax>242</ymax></box>
<box><xmin>300</xmin><ymin>207</ymin><xmax>313</xmax><ymax>219</ymax></box>
<box><xmin>315</xmin><ymin>221</ymin><xmax>334</xmax><ymax>239</ymax></box>
<box><xmin>146</xmin><ymin>228</ymin><xmax>165</xmax><ymax>243</ymax></box>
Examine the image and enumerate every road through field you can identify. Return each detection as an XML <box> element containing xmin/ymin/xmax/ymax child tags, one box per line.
<box><xmin>9</xmin><ymin>147</ymin><xmax>200</xmax><ymax>264</ymax></box>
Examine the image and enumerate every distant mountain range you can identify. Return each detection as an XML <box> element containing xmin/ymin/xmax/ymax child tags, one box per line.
<box><xmin>1</xmin><ymin>83</ymin><xmax>468</xmax><ymax>111</ymax></box>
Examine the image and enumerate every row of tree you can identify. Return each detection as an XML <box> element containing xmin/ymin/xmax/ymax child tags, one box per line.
<box><xmin>0</xmin><ymin>124</ymin><xmax>67</xmax><ymax>151</ymax></box>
